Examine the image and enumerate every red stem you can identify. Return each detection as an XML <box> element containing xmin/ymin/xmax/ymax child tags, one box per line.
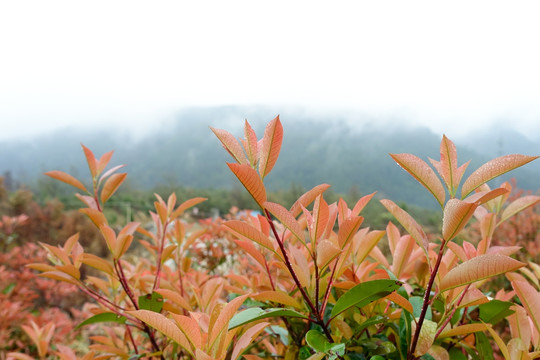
<box><xmin>408</xmin><ymin>238</ymin><xmax>446</xmax><ymax>359</ymax></box>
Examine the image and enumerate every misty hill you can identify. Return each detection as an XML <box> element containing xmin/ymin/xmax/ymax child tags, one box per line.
<box><xmin>1</xmin><ymin>106</ymin><xmax>539</xmax><ymax>209</ymax></box>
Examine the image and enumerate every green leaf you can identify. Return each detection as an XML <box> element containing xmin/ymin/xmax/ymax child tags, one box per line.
<box><xmin>2</xmin><ymin>283</ymin><xmax>15</xmax><ymax>295</ymax></box>
<box><xmin>409</xmin><ymin>296</ymin><xmax>432</xmax><ymax>321</ymax></box>
<box><xmin>138</xmin><ymin>292</ymin><xmax>164</xmax><ymax>313</ymax></box>
<box><xmin>330</xmin><ymin>279</ymin><xmax>401</xmax><ymax>320</ymax></box>
<box><xmin>305</xmin><ymin>330</ymin><xmax>345</xmax><ymax>358</ymax></box>
<box><xmin>76</xmin><ymin>312</ymin><xmax>126</xmax><ymax>329</ymax></box>
<box><xmin>448</xmin><ymin>348</ymin><xmax>468</xmax><ymax>360</ymax></box>
<box><xmin>475</xmin><ymin>332</ymin><xmax>495</xmax><ymax>360</ymax></box>
<box><xmin>479</xmin><ymin>300</ymin><xmax>515</xmax><ymax>324</ymax></box>
<box><xmin>228</xmin><ymin>307</ymin><xmax>308</xmax><ymax>330</ymax></box>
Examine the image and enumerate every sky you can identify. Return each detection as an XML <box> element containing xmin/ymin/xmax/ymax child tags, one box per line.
<box><xmin>1</xmin><ymin>1</ymin><xmax>540</xmax><ymax>141</ymax></box>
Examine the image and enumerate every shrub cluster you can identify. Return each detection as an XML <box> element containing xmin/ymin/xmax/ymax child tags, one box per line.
<box><xmin>4</xmin><ymin>117</ymin><xmax>540</xmax><ymax>360</ymax></box>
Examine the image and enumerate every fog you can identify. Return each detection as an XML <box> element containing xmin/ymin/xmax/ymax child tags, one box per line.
<box><xmin>1</xmin><ymin>1</ymin><xmax>540</xmax><ymax>141</ymax></box>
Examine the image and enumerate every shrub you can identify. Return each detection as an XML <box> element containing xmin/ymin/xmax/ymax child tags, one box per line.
<box><xmin>23</xmin><ymin>117</ymin><xmax>540</xmax><ymax>359</ymax></box>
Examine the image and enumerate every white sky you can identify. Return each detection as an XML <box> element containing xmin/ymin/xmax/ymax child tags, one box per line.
<box><xmin>1</xmin><ymin>0</ymin><xmax>540</xmax><ymax>140</ymax></box>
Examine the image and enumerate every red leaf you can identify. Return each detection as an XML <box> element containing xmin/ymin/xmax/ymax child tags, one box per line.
<box><xmin>258</xmin><ymin>115</ymin><xmax>283</xmax><ymax>178</ymax></box>
<box><xmin>228</xmin><ymin>163</ymin><xmax>267</xmax><ymax>209</ymax></box>
<box><xmin>45</xmin><ymin>170</ymin><xmax>87</xmax><ymax>192</ymax></box>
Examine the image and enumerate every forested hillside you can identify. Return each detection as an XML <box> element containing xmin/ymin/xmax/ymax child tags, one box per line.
<box><xmin>2</xmin><ymin>106</ymin><xmax>539</xmax><ymax>209</ymax></box>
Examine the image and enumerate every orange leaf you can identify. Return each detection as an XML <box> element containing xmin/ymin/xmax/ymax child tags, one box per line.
<box><xmin>355</xmin><ymin>230</ymin><xmax>385</xmax><ymax>265</ymax></box>
<box><xmin>210</xmin><ymin>127</ymin><xmax>248</xmax><ymax>164</ymax></box>
<box><xmin>170</xmin><ymin>313</ymin><xmax>203</xmax><ymax>351</ymax></box>
<box><xmin>437</xmin><ymin>323</ymin><xmax>488</xmax><ymax>338</ymax></box>
<box><xmin>337</xmin><ymin>216</ymin><xmax>363</xmax><ymax>249</ymax></box>
<box><xmin>316</xmin><ymin>239</ymin><xmax>341</xmax><ymax>269</ymax></box>
<box><xmin>251</xmin><ymin>291</ymin><xmax>301</xmax><ymax>308</ymax></box>
<box><xmin>128</xmin><ymin>310</ymin><xmax>191</xmax><ymax>353</ymax></box>
<box><xmin>440</xmin><ymin>254</ymin><xmax>525</xmax><ymax>291</ymax></box>
<box><xmin>100</xmin><ymin>173</ymin><xmax>126</xmax><ymax>204</ymax></box>
<box><xmin>208</xmin><ymin>294</ymin><xmax>248</xmax><ymax>349</ymax></box>
<box><xmin>81</xmin><ymin>144</ymin><xmax>98</xmax><ymax>179</ymax></box>
<box><xmin>225</xmin><ymin>220</ymin><xmax>275</xmax><ymax>252</ymax></box>
<box><xmin>230</xmin><ymin>322</ymin><xmax>269</xmax><ymax>360</ymax></box>
<box><xmin>40</xmin><ymin>270</ymin><xmax>80</xmax><ymax>285</ymax></box>
<box><xmin>80</xmin><ymin>253</ymin><xmax>114</xmax><ymax>275</ymax></box>
<box><xmin>75</xmin><ymin>194</ymin><xmax>98</xmax><ymax>209</ymax></box>
<box><xmin>170</xmin><ymin>197</ymin><xmax>208</xmax><ymax>219</ymax></box>
<box><xmin>258</xmin><ymin>115</ymin><xmax>283</xmax><ymax>178</ymax></box>
<box><xmin>442</xmin><ymin>199</ymin><xmax>478</xmax><ymax>241</ymax></box>
<box><xmin>510</xmin><ymin>279</ymin><xmax>540</xmax><ymax>334</ymax></box>
<box><xmin>507</xmin><ymin>305</ymin><xmax>532</xmax><ymax>350</ymax></box>
<box><xmin>228</xmin><ymin>163</ymin><xmax>267</xmax><ymax>208</ymax></box>
<box><xmin>500</xmin><ymin>195</ymin><xmax>540</xmax><ymax>224</ymax></box>
<box><xmin>155</xmin><ymin>289</ymin><xmax>193</xmax><ymax>312</ymax></box>
<box><xmin>385</xmin><ymin>291</ymin><xmax>413</xmax><ymax>314</ymax></box>
<box><xmin>96</xmin><ymin>150</ymin><xmax>114</xmax><ymax>175</ymax></box>
<box><xmin>79</xmin><ymin>208</ymin><xmax>108</xmax><ymax>228</ymax></box>
<box><xmin>461</xmin><ymin>154</ymin><xmax>539</xmax><ymax>198</ymax></box>
<box><xmin>264</xmin><ymin>201</ymin><xmax>305</xmax><ymax>246</ymax></box>
<box><xmin>351</xmin><ymin>192</ymin><xmax>376</xmax><ymax>216</ymax></box>
<box><xmin>233</xmin><ymin>239</ymin><xmax>269</xmax><ymax>268</ymax></box>
<box><xmin>290</xmin><ymin>184</ymin><xmax>331</xmax><ymax>217</ymax></box>
<box><xmin>243</xmin><ymin>119</ymin><xmax>258</xmax><ymax>167</ymax></box>
<box><xmin>44</xmin><ymin>170</ymin><xmax>87</xmax><ymax>192</ymax></box>
<box><xmin>380</xmin><ymin>199</ymin><xmax>429</xmax><ymax>256</ymax></box>
<box><xmin>310</xmin><ymin>195</ymin><xmax>329</xmax><ymax>242</ymax></box>
<box><xmin>392</xmin><ymin>235</ymin><xmax>415</xmax><ymax>278</ymax></box>
<box><xmin>390</xmin><ymin>153</ymin><xmax>445</xmax><ymax>207</ymax></box>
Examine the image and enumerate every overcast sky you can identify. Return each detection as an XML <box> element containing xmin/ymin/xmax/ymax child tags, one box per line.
<box><xmin>1</xmin><ymin>1</ymin><xmax>540</xmax><ymax>140</ymax></box>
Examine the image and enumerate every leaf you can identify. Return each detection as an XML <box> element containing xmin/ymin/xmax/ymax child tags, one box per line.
<box><xmin>390</xmin><ymin>153</ymin><xmax>445</xmax><ymax>207</ymax></box>
<box><xmin>484</xmin><ymin>321</ymin><xmax>510</xmax><ymax>360</ymax></box>
<box><xmin>243</xmin><ymin>119</ymin><xmax>259</xmax><ymax>167</ymax></box>
<box><xmin>479</xmin><ymin>300</ymin><xmax>515</xmax><ymax>324</ymax></box>
<box><xmin>461</xmin><ymin>154</ymin><xmax>539</xmax><ymax>198</ymax></box>
<box><xmin>351</xmin><ymin>192</ymin><xmax>376</xmax><ymax>216</ymax></box>
<box><xmin>230</xmin><ymin>322</ymin><xmax>269</xmax><ymax>360</ymax></box>
<box><xmin>437</xmin><ymin>323</ymin><xmax>487</xmax><ymax>338</ymax></box>
<box><xmin>440</xmin><ymin>254</ymin><xmax>525</xmax><ymax>291</ymax></box>
<box><xmin>225</xmin><ymin>220</ymin><xmax>275</xmax><ymax>252</ymax></box>
<box><xmin>310</xmin><ymin>195</ymin><xmax>329</xmax><ymax>242</ymax></box>
<box><xmin>155</xmin><ymin>288</ymin><xmax>192</xmax><ymax>312</ymax></box>
<box><xmin>208</xmin><ymin>294</ymin><xmax>248</xmax><ymax>348</ymax></box>
<box><xmin>499</xmin><ymin>195</ymin><xmax>540</xmax><ymax>224</ymax></box>
<box><xmin>169</xmin><ymin>313</ymin><xmax>203</xmax><ymax>351</ymax></box>
<box><xmin>258</xmin><ymin>115</ymin><xmax>283</xmax><ymax>178</ymax></box>
<box><xmin>264</xmin><ymin>201</ymin><xmax>305</xmax><ymax>245</ymax></box>
<box><xmin>355</xmin><ymin>230</ymin><xmax>386</xmax><ymax>265</ymax></box>
<box><xmin>316</xmin><ymin>239</ymin><xmax>341</xmax><ymax>270</ymax></box>
<box><xmin>76</xmin><ymin>312</ymin><xmax>126</xmax><ymax>329</ymax></box>
<box><xmin>96</xmin><ymin>150</ymin><xmax>114</xmax><ymax>175</ymax></box>
<box><xmin>81</xmin><ymin>144</ymin><xmax>98</xmax><ymax>179</ymax></box>
<box><xmin>80</xmin><ymin>253</ymin><xmax>114</xmax><ymax>275</ymax></box>
<box><xmin>100</xmin><ymin>173</ymin><xmax>127</xmax><ymax>204</ymax></box>
<box><xmin>412</xmin><ymin>319</ymin><xmax>437</xmax><ymax>357</ymax></box>
<box><xmin>228</xmin><ymin>163</ymin><xmax>267</xmax><ymax>208</ymax></box>
<box><xmin>290</xmin><ymin>184</ymin><xmax>331</xmax><ymax>217</ymax></box>
<box><xmin>138</xmin><ymin>292</ymin><xmax>164</xmax><ymax>313</ymax></box>
<box><xmin>79</xmin><ymin>208</ymin><xmax>108</xmax><ymax>228</ymax></box>
<box><xmin>210</xmin><ymin>127</ymin><xmax>248</xmax><ymax>164</ymax></box>
<box><xmin>228</xmin><ymin>307</ymin><xmax>309</xmax><ymax>330</ymax></box>
<box><xmin>442</xmin><ymin>199</ymin><xmax>478</xmax><ymax>241</ymax></box>
<box><xmin>330</xmin><ymin>279</ymin><xmax>401</xmax><ymax>320</ymax></box>
<box><xmin>44</xmin><ymin>170</ymin><xmax>88</xmax><ymax>192</ymax></box>
<box><xmin>380</xmin><ymin>199</ymin><xmax>429</xmax><ymax>255</ymax></box>
<box><xmin>127</xmin><ymin>310</ymin><xmax>191</xmax><ymax>350</ymax></box>
<box><xmin>337</xmin><ymin>216</ymin><xmax>363</xmax><ymax>249</ymax></box>
<box><xmin>251</xmin><ymin>291</ymin><xmax>301</xmax><ymax>309</ymax></box>
<box><xmin>509</xmin><ymin>279</ymin><xmax>540</xmax><ymax>334</ymax></box>
<box><xmin>305</xmin><ymin>329</ymin><xmax>345</xmax><ymax>356</ymax></box>
<box><xmin>170</xmin><ymin>197</ymin><xmax>207</xmax><ymax>219</ymax></box>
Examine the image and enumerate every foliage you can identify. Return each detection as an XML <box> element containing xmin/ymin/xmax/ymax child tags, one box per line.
<box><xmin>10</xmin><ymin>117</ymin><xmax>540</xmax><ymax>359</ymax></box>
